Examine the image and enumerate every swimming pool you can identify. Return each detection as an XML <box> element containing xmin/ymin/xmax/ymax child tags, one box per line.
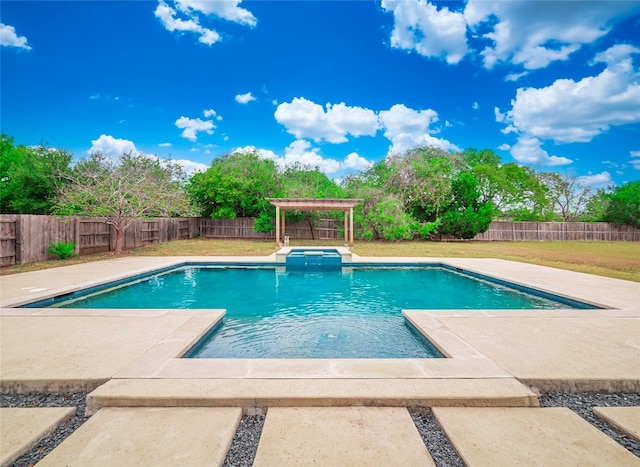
<box><xmin>32</xmin><ymin>264</ymin><xmax>597</xmax><ymax>359</ymax></box>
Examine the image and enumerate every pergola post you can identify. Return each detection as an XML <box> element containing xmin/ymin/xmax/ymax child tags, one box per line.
<box><xmin>349</xmin><ymin>206</ymin><xmax>354</xmax><ymax>247</ymax></box>
<box><xmin>344</xmin><ymin>210</ymin><xmax>348</xmax><ymax>246</ymax></box>
<box><xmin>281</xmin><ymin>210</ymin><xmax>286</xmax><ymax>245</ymax></box>
<box><xmin>275</xmin><ymin>206</ymin><xmax>280</xmax><ymax>248</ymax></box>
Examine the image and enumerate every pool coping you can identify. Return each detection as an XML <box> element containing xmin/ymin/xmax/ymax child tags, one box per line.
<box><xmin>1</xmin><ymin>253</ymin><xmax>639</xmax><ymax>407</ymax></box>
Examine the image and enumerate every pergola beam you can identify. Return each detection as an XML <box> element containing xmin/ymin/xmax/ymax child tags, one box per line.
<box><xmin>267</xmin><ymin>198</ymin><xmax>362</xmax><ymax>248</ymax></box>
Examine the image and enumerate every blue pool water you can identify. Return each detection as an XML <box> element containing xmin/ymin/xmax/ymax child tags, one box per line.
<box><xmin>48</xmin><ymin>265</ymin><xmax>588</xmax><ymax>359</ymax></box>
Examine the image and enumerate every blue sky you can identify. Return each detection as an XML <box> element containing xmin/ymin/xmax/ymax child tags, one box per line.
<box><xmin>2</xmin><ymin>1</ymin><xmax>639</xmax><ymax>187</ymax></box>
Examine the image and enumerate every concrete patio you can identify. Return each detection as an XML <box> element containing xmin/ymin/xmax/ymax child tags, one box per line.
<box><xmin>1</xmin><ymin>254</ymin><xmax>638</xmax><ymax>465</ymax></box>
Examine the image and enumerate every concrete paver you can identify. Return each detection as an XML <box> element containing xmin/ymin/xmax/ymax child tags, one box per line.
<box><xmin>435</xmin><ymin>315</ymin><xmax>640</xmax><ymax>392</ymax></box>
<box><xmin>0</xmin><ymin>407</ymin><xmax>74</xmax><ymax>466</ymax></box>
<box><xmin>254</xmin><ymin>407</ymin><xmax>434</xmax><ymax>467</ymax></box>
<box><xmin>433</xmin><ymin>407</ymin><xmax>640</xmax><ymax>466</ymax></box>
<box><xmin>37</xmin><ymin>407</ymin><xmax>242</xmax><ymax>466</ymax></box>
<box><xmin>0</xmin><ymin>313</ymin><xmax>204</xmax><ymax>392</ymax></box>
<box><xmin>593</xmin><ymin>406</ymin><xmax>640</xmax><ymax>442</ymax></box>
<box><xmin>85</xmin><ymin>377</ymin><xmax>538</xmax><ymax>415</ymax></box>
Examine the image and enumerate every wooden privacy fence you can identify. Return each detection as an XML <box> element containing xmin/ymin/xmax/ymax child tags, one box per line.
<box><xmin>1</xmin><ymin>215</ymin><xmax>638</xmax><ymax>267</ymax></box>
<box><xmin>0</xmin><ymin>215</ymin><xmax>199</xmax><ymax>267</ymax></box>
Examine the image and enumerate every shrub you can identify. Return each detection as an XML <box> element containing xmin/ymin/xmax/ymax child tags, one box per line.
<box><xmin>47</xmin><ymin>242</ymin><xmax>76</xmax><ymax>260</ymax></box>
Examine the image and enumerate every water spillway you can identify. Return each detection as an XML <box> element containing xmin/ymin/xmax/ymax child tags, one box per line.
<box><xmin>285</xmin><ymin>249</ymin><xmax>342</xmax><ymax>270</ymax></box>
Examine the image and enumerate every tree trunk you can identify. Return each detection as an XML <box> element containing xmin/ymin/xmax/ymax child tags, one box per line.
<box><xmin>114</xmin><ymin>227</ymin><xmax>125</xmax><ymax>253</ymax></box>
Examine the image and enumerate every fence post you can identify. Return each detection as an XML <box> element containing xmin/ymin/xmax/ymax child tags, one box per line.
<box><xmin>15</xmin><ymin>216</ymin><xmax>22</xmax><ymax>264</ymax></box>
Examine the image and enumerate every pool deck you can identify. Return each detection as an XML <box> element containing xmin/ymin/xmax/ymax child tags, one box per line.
<box><xmin>1</xmin><ymin>254</ymin><xmax>639</xmax><ymax>464</ymax></box>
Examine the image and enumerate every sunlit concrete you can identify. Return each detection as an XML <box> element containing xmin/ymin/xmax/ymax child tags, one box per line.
<box><xmin>0</xmin><ymin>407</ymin><xmax>74</xmax><ymax>466</ymax></box>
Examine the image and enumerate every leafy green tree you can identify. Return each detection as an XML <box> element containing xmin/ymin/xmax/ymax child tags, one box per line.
<box><xmin>1</xmin><ymin>135</ymin><xmax>72</xmax><ymax>214</ymax></box>
<box><xmin>439</xmin><ymin>172</ymin><xmax>493</xmax><ymax>239</ymax></box>
<box><xmin>188</xmin><ymin>150</ymin><xmax>280</xmax><ymax>229</ymax></box>
<box><xmin>463</xmin><ymin>148</ymin><xmax>550</xmax><ymax>220</ymax></box>
<box><xmin>580</xmin><ymin>189</ymin><xmax>610</xmax><ymax>222</ymax></box>
<box><xmin>55</xmin><ymin>152</ymin><xmax>191</xmax><ymax>253</ymax></box>
<box><xmin>603</xmin><ymin>180</ymin><xmax>640</xmax><ymax>227</ymax></box>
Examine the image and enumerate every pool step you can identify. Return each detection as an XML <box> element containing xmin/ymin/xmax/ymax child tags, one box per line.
<box><xmin>285</xmin><ymin>249</ymin><xmax>342</xmax><ymax>270</ymax></box>
<box><xmin>86</xmin><ymin>378</ymin><xmax>538</xmax><ymax>415</ymax></box>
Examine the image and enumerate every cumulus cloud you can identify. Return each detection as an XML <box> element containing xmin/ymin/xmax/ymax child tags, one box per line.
<box><xmin>344</xmin><ymin>152</ymin><xmax>373</xmax><ymax>171</ymax></box>
<box><xmin>379</xmin><ymin>104</ymin><xmax>459</xmax><ymax>154</ymax></box>
<box><xmin>235</xmin><ymin>92</ymin><xmax>256</xmax><ymax>104</ymax></box>
<box><xmin>498</xmin><ymin>44</ymin><xmax>640</xmax><ymax>144</ymax></box>
<box><xmin>158</xmin><ymin>142</ymin><xmax>172</xmax><ymax>147</ymax></box>
<box><xmin>0</xmin><ymin>23</ymin><xmax>31</xmax><ymax>50</ymax></box>
<box><xmin>631</xmin><ymin>151</ymin><xmax>640</xmax><ymax>170</ymax></box>
<box><xmin>577</xmin><ymin>171</ymin><xmax>612</xmax><ymax>188</ymax></box>
<box><xmin>509</xmin><ymin>136</ymin><xmax>572</xmax><ymax>166</ymax></box>
<box><xmin>174</xmin><ymin>0</ymin><xmax>256</xmax><ymax>26</ymax></box>
<box><xmin>274</xmin><ymin>97</ymin><xmax>379</xmax><ymax>143</ymax></box>
<box><xmin>381</xmin><ymin>0</ymin><xmax>468</xmax><ymax>64</ymax></box>
<box><xmin>88</xmin><ymin>134</ymin><xmax>137</xmax><ymax>157</ymax></box>
<box><xmin>464</xmin><ymin>0</ymin><xmax>640</xmax><ymax>70</ymax></box>
<box><xmin>235</xmin><ymin>142</ymin><xmax>373</xmax><ymax>175</ymax></box>
<box><xmin>175</xmin><ymin>116</ymin><xmax>215</xmax><ymax>141</ymax></box>
<box><xmin>155</xmin><ymin>0</ymin><xmax>256</xmax><ymax>45</ymax></box>
<box><xmin>88</xmin><ymin>134</ymin><xmax>206</xmax><ymax>174</ymax></box>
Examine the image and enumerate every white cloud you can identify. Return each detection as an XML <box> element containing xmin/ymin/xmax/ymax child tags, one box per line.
<box><xmin>175</xmin><ymin>116</ymin><xmax>215</xmax><ymax>141</ymax></box>
<box><xmin>203</xmin><ymin>108</ymin><xmax>217</xmax><ymax>117</ymax></box>
<box><xmin>381</xmin><ymin>0</ymin><xmax>468</xmax><ymax>64</ymax></box>
<box><xmin>505</xmin><ymin>71</ymin><xmax>528</xmax><ymax>82</ymax></box>
<box><xmin>343</xmin><ymin>152</ymin><xmax>373</xmax><ymax>171</ymax></box>
<box><xmin>159</xmin><ymin>142</ymin><xmax>172</xmax><ymax>147</ymax></box>
<box><xmin>464</xmin><ymin>1</ymin><xmax>639</xmax><ymax>70</ymax></box>
<box><xmin>497</xmin><ymin>143</ymin><xmax>510</xmax><ymax>151</ymax></box>
<box><xmin>274</xmin><ymin>97</ymin><xmax>379</xmax><ymax>143</ymax></box>
<box><xmin>0</xmin><ymin>23</ymin><xmax>31</xmax><ymax>50</ymax></box>
<box><xmin>236</xmin><ymin>142</ymin><xmax>373</xmax><ymax>175</ymax></box>
<box><xmin>88</xmin><ymin>134</ymin><xmax>137</xmax><ymax>157</ymax></box>
<box><xmin>631</xmin><ymin>151</ymin><xmax>640</xmax><ymax>170</ymax></box>
<box><xmin>174</xmin><ymin>0</ymin><xmax>256</xmax><ymax>26</ymax></box>
<box><xmin>154</xmin><ymin>1</ymin><xmax>220</xmax><ymax>45</ymax></box>
<box><xmin>578</xmin><ymin>171</ymin><xmax>612</xmax><ymax>188</ymax></box>
<box><xmin>378</xmin><ymin>104</ymin><xmax>459</xmax><ymax>154</ymax></box>
<box><xmin>472</xmin><ymin>102</ymin><xmax>479</xmax><ymax>110</ymax></box>
<box><xmin>509</xmin><ymin>136</ymin><xmax>572</xmax><ymax>166</ymax></box>
<box><xmin>155</xmin><ymin>0</ymin><xmax>255</xmax><ymax>45</ymax></box>
<box><xmin>235</xmin><ymin>92</ymin><xmax>256</xmax><ymax>104</ymax></box>
<box><xmin>498</xmin><ymin>44</ymin><xmax>640</xmax><ymax>144</ymax></box>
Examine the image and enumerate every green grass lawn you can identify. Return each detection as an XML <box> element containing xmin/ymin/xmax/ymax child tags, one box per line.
<box><xmin>2</xmin><ymin>239</ymin><xmax>639</xmax><ymax>282</ymax></box>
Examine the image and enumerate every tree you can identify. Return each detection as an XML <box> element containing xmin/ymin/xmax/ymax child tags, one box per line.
<box><xmin>538</xmin><ymin>172</ymin><xmax>592</xmax><ymax>221</ymax></box>
<box><xmin>603</xmin><ymin>180</ymin><xmax>640</xmax><ymax>227</ymax></box>
<box><xmin>1</xmin><ymin>135</ymin><xmax>72</xmax><ymax>214</ymax></box>
<box><xmin>187</xmin><ymin>150</ymin><xmax>280</xmax><ymax>230</ymax></box>
<box><xmin>463</xmin><ymin>148</ymin><xmax>550</xmax><ymax>220</ymax></box>
<box><xmin>439</xmin><ymin>172</ymin><xmax>493</xmax><ymax>239</ymax></box>
<box><xmin>55</xmin><ymin>152</ymin><xmax>191</xmax><ymax>253</ymax></box>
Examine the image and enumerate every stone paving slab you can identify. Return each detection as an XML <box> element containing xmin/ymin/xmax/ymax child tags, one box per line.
<box><xmin>37</xmin><ymin>407</ymin><xmax>242</xmax><ymax>466</ymax></box>
<box><xmin>594</xmin><ymin>406</ymin><xmax>640</xmax><ymax>442</ymax></box>
<box><xmin>0</xmin><ymin>313</ymin><xmax>204</xmax><ymax>392</ymax></box>
<box><xmin>0</xmin><ymin>407</ymin><xmax>74</xmax><ymax>466</ymax></box>
<box><xmin>435</xmin><ymin>315</ymin><xmax>640</xmax><ymax>392</ymax></box>
<box><xmin>254</xmin><ymin>407</ymin><xmax>434</xmax><ymax>466</ymax></box>
<box><xmin>86</xmin><ymin>378</ymin><xmax>538</xmax><ymax>415</ymax></box>
<box><xmin>433</xmin><ymin>407</ymin><xmax>640</xmax><ymax>466</ymax></box>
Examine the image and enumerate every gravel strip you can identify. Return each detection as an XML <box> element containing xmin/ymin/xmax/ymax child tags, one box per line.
<box><xmin>3</xmin><ymin>392</ymin><xmax>638</xmax><ymax>465</ymax></box>
<box><xmin>411</xmin><ymin>408</ymin><xmax>465</xmax><ymax>467</ymax></box>
<box><xmin>539</xmin><ymin>392</ymin><xmax>640</xmax><ymax>457</ymax></box>
<box><xmin>0</xmin><ymin>392</ymin><xmax>89</xmax><ymax>466</ymax></box>
<box><xmin>223</xmin><ymin>414</ymin><xmax>265</xmax><ymax>467</ymax></box>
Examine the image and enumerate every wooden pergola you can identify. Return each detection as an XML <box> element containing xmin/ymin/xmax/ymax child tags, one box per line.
<box><xmin>267</xmin><ymin>198</ymin><xmax>362</xmax><ymax>248</ymax></box>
